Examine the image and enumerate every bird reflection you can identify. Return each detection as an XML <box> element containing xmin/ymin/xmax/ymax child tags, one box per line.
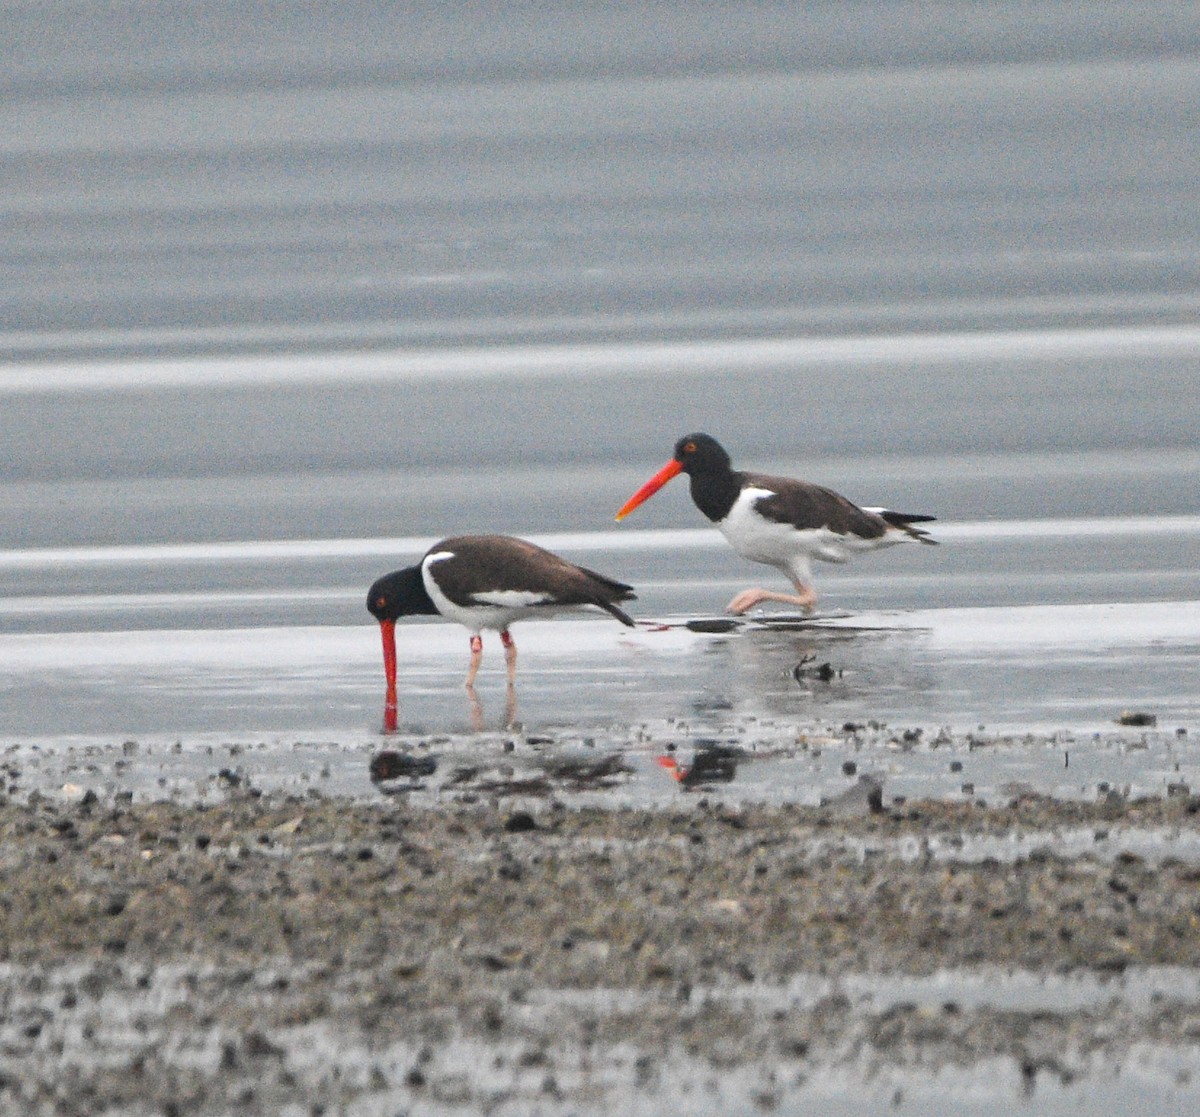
<box><xmin>379</xmin><ymin>681</ymin><xmax>518</xmax><ymax>734</ymax></box>
<box><xmin>467</xmin><ymin>681</ymin><xmax>518</xmax><ymax>732</ymax></box>
<box><xmin>369</xmin><ymin>749</ymin><xmax>438</xmax><ymax>794</ymax></box>
<box><xmin>657</xmin><ymin>744</ymin><xmax>742</xmax><ymax>788</ymax></box>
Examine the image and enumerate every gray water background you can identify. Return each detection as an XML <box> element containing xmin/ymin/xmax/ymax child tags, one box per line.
<box><xmin>2</xmin><ymin>2</ymin><xmax>1199</xmax><ymax>734</ymax></box>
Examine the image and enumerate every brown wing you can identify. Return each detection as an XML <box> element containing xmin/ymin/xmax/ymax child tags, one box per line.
<box><xmin>431</xmin><ymin>535</ymin><xmax>636</xmax><ymax>622</ymax></box>
<box><xmin>743</xmin><ymin>473</ymin><xmax>888</xmax><ymax>540</ymax></box>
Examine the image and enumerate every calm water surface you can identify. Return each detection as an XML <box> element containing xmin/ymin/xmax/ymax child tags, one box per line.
<box><xmin>2</xmin><ymin>3</ymin><xmax>1198</xmax><ymax>743</ymax></box>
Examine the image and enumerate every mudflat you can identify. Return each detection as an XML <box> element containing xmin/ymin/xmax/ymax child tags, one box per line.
<box><xmin>3</xmin><ymin>768</ymin><xmax>1200</xmax><ymax>1116</ymax></box>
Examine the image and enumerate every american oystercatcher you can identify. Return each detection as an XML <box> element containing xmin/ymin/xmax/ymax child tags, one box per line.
<box><xmin>367</xmin><ymin>535</ymin><xmax>637</xmax><ymax>721</ymax></box>
<box><xmin>616</xmin><ymin>433</ymin><xmax>936</xmax><ymax>614</ymax></box>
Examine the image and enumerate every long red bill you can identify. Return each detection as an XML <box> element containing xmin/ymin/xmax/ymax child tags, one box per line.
<box><xmin>380</xmin><ymin>619</ymin><xmax>398</xmax><ymax>731</ymax></box>
<box><xmin>615</xmin><ymin>458</ymin><xmax>683</xmax><ymax>520</ymax></box>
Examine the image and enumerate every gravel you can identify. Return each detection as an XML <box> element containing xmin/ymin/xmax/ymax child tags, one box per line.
<box><xmin>3</xmin><ymin>775</ymin><xmax>1200</xmax><ymax>1115</ymax></box>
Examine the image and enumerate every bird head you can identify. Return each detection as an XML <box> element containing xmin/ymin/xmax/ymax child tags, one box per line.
<box><xmin>366</xmin><ymin>566</ymin><xmax>427</xmax><ymax>622</ymax></box>
<box><xmin>616</xmin><ymin>432</ymin><xmax>732</xmax><ymax>520</ymax></box>
<box><xmin>670</xmin><ymin>432</ymin><xmax>731</xmax><ymax>475</ymax></box>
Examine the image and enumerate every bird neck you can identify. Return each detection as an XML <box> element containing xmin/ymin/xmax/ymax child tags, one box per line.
<box><xmin>689</xmin><ymin>467</ymin><xmax>744</xmax><ymax>522</ymax></box>
<box><xmin>390</xmin><ymin>564</ymin><xmax>440</xmax><ymax>617</ymax></box>
<box><xmin>407</xmin><ymin>569</ymin><xmax>441</xmax><ymax>616</ymax></box>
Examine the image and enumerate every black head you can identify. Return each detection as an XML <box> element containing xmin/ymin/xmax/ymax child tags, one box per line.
<box><xmin>366</xmin><ymin>565</ymin><xmax>437</xmax><ymax>622</ymax></box>
<box><xmin>672</xmin><ymin>433</ymin><xmax>733</xmax><ymax>475</ymax></box>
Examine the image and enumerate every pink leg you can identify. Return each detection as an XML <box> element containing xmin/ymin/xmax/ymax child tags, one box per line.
<box><xmin>465</xmin><ymin>634</ymin><xmax>483</xmax><ymax>689</ymax></box>
<box><xmin>500</xmin><ymin>630</ymin><xmax>518</xmax><ymax>726</ymax></box>
<box><xmin>500</xmin><ymin>629</ymin><xmax>517</xmax><ymax>687</ymax></box>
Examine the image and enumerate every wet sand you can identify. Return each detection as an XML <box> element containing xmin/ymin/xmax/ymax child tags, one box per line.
<box><xmin>4</xmin><ymin>722</ymin><xmax>1200</xmax><ymax>1116</ymax></box>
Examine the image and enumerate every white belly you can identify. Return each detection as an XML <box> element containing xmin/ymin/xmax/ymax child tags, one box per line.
<box><xmin>719</xmin><ymin>487</ymin><xmax>902</xmax><ymax>578</ymax></box>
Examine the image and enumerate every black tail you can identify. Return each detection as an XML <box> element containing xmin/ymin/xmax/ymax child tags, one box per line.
<box><xmin>576</xmin><ymin>564</ymin><xmax>637</xmax><ymax>626</ymax></box>
<box><xmin>879</xmin><ymin>510</ymin><xmax>938</xmax><ymax>545</ymax></box>
<box><xmin>596</xmin><ymin>599</ymin><xmax>637</xmax><ymax>627</ymax></box>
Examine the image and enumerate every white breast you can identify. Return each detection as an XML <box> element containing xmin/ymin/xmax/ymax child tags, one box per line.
<box><xmin>718</xmin><ymin>487</ymin><xmax>808</xmax><ymax>565</ymax></box>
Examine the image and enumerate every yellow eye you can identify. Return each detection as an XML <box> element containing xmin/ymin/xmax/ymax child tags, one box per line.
<box><xmin>375</xmin><ymin>596</ymin><xmax>387</xmax><ymax>609</ymax></box>
<box><xmin>684</xmin><ymin>441</ymin><xmax>696</xmax><ymax>453</ymax></box>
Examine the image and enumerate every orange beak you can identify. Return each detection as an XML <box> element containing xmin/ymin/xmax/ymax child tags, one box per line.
<box><xmin>379</xmin><ymin>619</ymin><xmax>398</xmax><ymax>731</ymax></box>
<box><xmin>615</xmin><ymin>458</ymin><xmax>683</xmax><ymax>520</ymax></box>
<box><xmin>656</xmin><ymin>755</ymin><xmax>688</xmax><ymax>782</ymax></box>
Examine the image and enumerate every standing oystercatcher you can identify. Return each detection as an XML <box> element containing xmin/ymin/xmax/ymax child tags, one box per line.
<box><xmin>616</xmin><ymin>433</ymin><xmax>936</xmax><ymax>613</ymax></box>
<box><xmin>367</xmin><ymin>535</ymin><xmax>636</xmax><ymax>723</ymax></box>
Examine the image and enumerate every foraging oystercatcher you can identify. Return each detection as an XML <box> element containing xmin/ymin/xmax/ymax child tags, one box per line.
<box><xmin>616</xmin><ymin>433</ymin><xmax>936</xmax><ymax>613</ymax></box>
<box><xmin>367</xmin><ymin>535</ymin><xmax>637</xmax><ymax>715</ymax></box>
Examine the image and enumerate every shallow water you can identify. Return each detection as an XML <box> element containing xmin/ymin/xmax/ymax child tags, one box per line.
<box><xmin>3</xmin><ymin>596</ymin><xmax>1199</xmax><ymax>735</ymax></box>
<box><xmin>2</xmin><ymin>596</ymin><xmax>1197</xmax><ymax>816</ymax></box>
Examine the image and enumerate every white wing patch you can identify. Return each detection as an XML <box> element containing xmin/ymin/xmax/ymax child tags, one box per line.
<box><xmin>470</xmin><ymin>590</ymin><xmax>554</xmax><ymax>608</ymax></box>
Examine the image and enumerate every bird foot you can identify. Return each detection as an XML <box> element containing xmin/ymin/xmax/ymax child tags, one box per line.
<box><xmin>725</xmin><ymin>587</ymin><xmax>818</xmax><ymax>615</ymax></box>
<box><xmin>726</xmin><ymin>588</ymin><xmax>768</xmax><ymax>615</ymax></box>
